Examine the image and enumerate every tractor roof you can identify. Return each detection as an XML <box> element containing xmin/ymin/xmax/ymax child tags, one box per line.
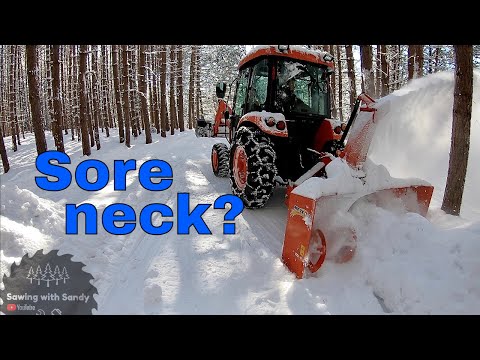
<box><xmin>239</xmin><ymin>45</ymin><xmax>335</xmax><ymax>70</ymax></box>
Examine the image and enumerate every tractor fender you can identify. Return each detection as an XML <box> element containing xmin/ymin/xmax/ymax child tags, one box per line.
<box><xmin>313</xmin><ymin>119</ymin><xmax>342</xmax><ymax>153</ymax></box>
<box><xmin>238</xmin><ymin>112</ymin><xmax>288</xmax><ymax>138</ymax></box>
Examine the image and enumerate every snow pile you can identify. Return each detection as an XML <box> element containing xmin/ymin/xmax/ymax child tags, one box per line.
<box><xmin>293</xmin><ymin>157</ymin><xmax>430</xmax><ymax>200</ymax></box>
<box><xmin>369</xmin><ymin>70</ymin><xmax>480</xmax><ymax>221</ymax></box>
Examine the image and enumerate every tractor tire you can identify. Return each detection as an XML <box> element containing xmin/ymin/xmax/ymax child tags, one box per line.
<box><xmin>212</xmin><ymin>143</ymin><xmax>230</xmax><ymax>177</ymax></box>
<box><xmin>196</xmin><ymin>125</ymin><xmax>210</xmax><ymax>138</ymax></box>
<box><xmin>230</xmin><ymin>127</ymin><xmax>277</xmax><ymax>209</ymax></box>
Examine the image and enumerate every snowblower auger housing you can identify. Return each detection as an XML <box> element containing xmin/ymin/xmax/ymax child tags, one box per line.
<box><xmin>281</xmin><ymin>93</ymin><xmax>434</xmax><ymax>279</ymax></box>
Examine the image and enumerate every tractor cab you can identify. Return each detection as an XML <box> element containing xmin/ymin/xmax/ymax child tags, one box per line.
<box><xmin>232</xmin><ymin>49</ymin><xmax>333</xmax><ymax>119</ymax></box>
<box><xmin>221</xmin><ymin>46</ymin><xmax>339</xmax><ymax>189</ymax></box>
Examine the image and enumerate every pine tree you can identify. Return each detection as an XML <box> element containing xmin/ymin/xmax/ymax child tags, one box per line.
<box><xmin>41</xmin><ymin>263</ymin><xmax>55</xmax><ymax>287</ymax></box>
<box><xmin>61</xmin><ymin>267</ymin><xmax>70</xmax><ymax>284</ymax></box>
<box><xmin>33</xmin><ymin>265</ymin><xmax>43</xmax><ymax>285</ymax></box>
<box><xmin>26</xmin><ymin>266</ymin><xmax>34</xmax><ymax>284</ymax></box>
<box><xmin>53</xmin><ymin>265</ymin><xmax>63</xmax><ymax>285</ymax></box>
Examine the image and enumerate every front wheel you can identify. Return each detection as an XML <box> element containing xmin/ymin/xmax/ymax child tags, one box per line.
<box><xmin>230</xmin><ymin>127</ymin><xmax>277</xmax><ymax>209</ymax></box>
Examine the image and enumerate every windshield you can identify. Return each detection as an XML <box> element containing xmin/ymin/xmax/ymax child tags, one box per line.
<box><xmin>275</xmin><ymin>59</ymin><xmax>329</xmax><ymax>117</ymax></box>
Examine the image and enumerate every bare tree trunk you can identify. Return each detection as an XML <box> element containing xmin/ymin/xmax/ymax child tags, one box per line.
<box><xmin>329</xmin><ymin>45</ymin><xmax>337</xmax><ymax>118</ymax></box>
<box><xmin>51</xmin><ymin>45</ymin><xmax>65</xmax><ymax>152</ymax></box>
<box><xmin>26</xmin><ymin>45</ymin><xmax>47</xmax><ymax>155</ymax></box>
<box><xmin>441</xmin><ymin>45</ymin><xmax>473</xmax><ymax>216</ymax></box>
<box><xmin>128</xmin><ymin>46</ymin><xmax>139</xmax><ymax>138</ymax></box>
<box><xmin>195</xmin><ymin>47</ymin><xmax>201</xmax><ymax>119</ymax></box>
<box><xmin>434</xmin><ymin>46</ymin><xmax>441</xmax><ymax>72</ymax></box>
<box><xmin>9</xmin><ymin>45</ymin><xmax>18</xmax><ymax>151</ymax></box>
<box><xmin>188</xmin><ymin>45</ymin><xmax>196</xmax><ymax>129</ymax></box>
<box><xmin>0</xmin><ymin>46</ymin><xmax>10</xmax><ymax>172</ymax></box>
<box><xmin>153</xmin><ymin>47</ymin><xmax>161</xmax><ymax>134</ymax></box>
<box><xmin>345</xmin><ymin>45</ymin><xmax>357</xmax><ymax>111</ymax></box>
<box><xmin>375</xmin><ymin>45</ymin><xmax>381</xmax><ymax>97</ymax></box>
<box><xmin>390</xmin><ymin>46</ymin><xmax>398</xmax><ymax>91</ymax></box>
<box><xmin>15</xmin><ymin>46</ymin><xmax>26</xmax><ymax>140</ymax></box>
<box><xmin>60</xmin><ymin>46</ymin><xmax>70</xmax><ymax>136</ymax></box>
<box><xmin>112</xmin><ymin>45</ymin><xmax>125</xmax><ymax>143</ymax></box>
<box><xmin>0</xmin><ymin>122</ymin><xmax>9</xmax><ymax>173</ymax></box>
<box><xmin>101</xmin><ymin>45</ymin><xmax>110</xmax><ymax>137</ymax></box>
<box><xmin>85</xmin><ymin>68</ymin><xmax>95</xmax><ymax>148</ymax></box>
<box><xmin>78</xmin><ymin>45</ymin><xmax>91</xmax><ymax>156</ymax></box>
<box><xmin>360</xmin><ymin>45</ymin><xmax>375</xmax><ymax>97</ymax></box>
<box><xmin>428</xmin><ymin>45</ymin><xmax>433</xmax><ymax>74</ymax></box>
<box><xmin>380</xmin><ymin>45</ymin><xmax>389</xmax><ymax>96</ymax></box>
<box><xmin>177</xmin><ymin>46</ymin><xmax>185</xmax><ymax>132</ymax></box>
<box><xmin>336</xmin><ymin>45</ymin><xmax>343</xmax><ymax>121</ymax></box>
<box><xmin>408</xmin><ymin>45</ymin><xmax>415</xmax><ymax>81</ymax></box>
<box><xmin>69</xmin><ymin>46</ymin><xmax>77</xmax><ymax>141</ymax></box>
<box><xmin>122</xmin><ymin>45</ymin><xmax>131</xmax><ymax>147</ymax></box>
<box><xmin>416</xmin><ymin>45</ymin><xmax>424</xmax><ymax>78</ymax></box>
<box><xmin>408</xmin><ymin>45</ymin><xmax>423</xmax><ymax>80</ymax></box>
<box><xmin>46</xmin><ymin>46</ymin><xmax>54</xmax><ymax>135</ymax></box>
<box><xmin>90</xmin><ymin>46</ymin><xmax>101</xmax><ymax>150</ymax></box>
<box><xmin>149</xmin><ymin>45</ymin><xmax>160</xmax><ymax>134</ymax></box>
<box><xmin>13</xmin><ymin>46</ymin><xmax>21</xmax><ymax>145</ymax></box>
<box><xmin>160</xmin><ymin>45</ymin><xmax>167</xmax><ymax>137</ymax></box>
<box><xmin>139</xmin><ymin>44</ymin><xmax>152</xmax><ymax>144</ymax></box>
<box><xmin>169</xmin><ymin>45</ymin><xmax>177</xmax><ymax>135</ymax></box>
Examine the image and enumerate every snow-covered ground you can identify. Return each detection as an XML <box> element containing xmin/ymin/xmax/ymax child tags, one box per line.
<box><xmin>1</xmin><ymin>70</ymin><xmax>479</xmax><ymax>314</ymax></box>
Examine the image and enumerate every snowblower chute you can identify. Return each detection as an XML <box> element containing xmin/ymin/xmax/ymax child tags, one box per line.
<box><xmin>281</xmin><ymin>94</ymin><xmax>434</xmax><ymax>279</ymax></box>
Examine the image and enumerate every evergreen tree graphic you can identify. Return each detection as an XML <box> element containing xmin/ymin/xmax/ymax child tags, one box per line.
<box><xmin>41</xmin><ymin>263</ymin><xmax>55</xmax><ymax>287</ymax></box>
<box><xmin>26</xmin><ymin>266</ymin><xmax>34</xmax><ymax>284</ymax></box>
<box><xmin>53</xmin><ymin>265</ymin><xmax>63</xmax><ymax>285</ymax></box>
<box><xmin>61</xmin><ymin>267</ymin><xmax>70</xmax><ymax>284</ymax></box>
<box><xmin>33</xmin><ymin>265</ymin><xmax>43</xmax><ymax>285</ymax></box>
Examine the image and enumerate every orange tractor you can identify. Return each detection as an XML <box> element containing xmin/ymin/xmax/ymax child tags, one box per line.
<box><xmin>203</xmin><ymin>45</ymin><xmax>434</xmax><ymax>278</ymax></box>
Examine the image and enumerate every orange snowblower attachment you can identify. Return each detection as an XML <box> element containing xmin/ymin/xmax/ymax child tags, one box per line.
<box><xmin>281</xmin><ymin>94</ymin><xmax>434</xmax><ymax>279</ymax></box>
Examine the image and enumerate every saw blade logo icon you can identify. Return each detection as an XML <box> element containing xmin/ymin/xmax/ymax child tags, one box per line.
<box><xmin>0</xmin><ymin>250</ymin><xmax>98</xmax><ymax>315</ymax></box>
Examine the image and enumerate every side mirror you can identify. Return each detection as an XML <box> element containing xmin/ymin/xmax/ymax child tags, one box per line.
<box><xmin>216</xmin><ymin>82</ymin><xmax>227</xmax><ymax>99</ymax></box>
<box><xmin>224</xmin><ymin>110</ymin><xmax>230</xmax><ymax>120</ymax></box>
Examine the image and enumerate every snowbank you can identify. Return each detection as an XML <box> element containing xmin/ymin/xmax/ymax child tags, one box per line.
<box><xmin>369</xmin><ymin>70</ymin><xmax>480</xmax><ymax>221</ymax></box>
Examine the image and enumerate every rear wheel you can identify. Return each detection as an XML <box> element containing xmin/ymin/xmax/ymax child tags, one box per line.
<box><xmin>230</xmin><ymin>127</ymin><xmax>277</xmax><ymax>209</ymax></box>
<box><xmin>211</xmin><ymin>143</ymin><xmax>229</xmax><ymax>177</ymax></box>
